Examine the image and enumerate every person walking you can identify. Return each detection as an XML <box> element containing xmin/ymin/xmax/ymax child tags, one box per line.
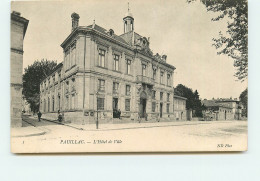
<box><xmin>118</xmin><ymin>109</ymin><xmax>121</xmax><ymax>119</ymax></box>
<box><xmin>58</xmin><ymin>110</ymin><xmax>62</xmax><ymax>122</ymax></box>
<box><xmin>37</xmin><ymin>111</ymin><xmax>42</xmax><ymax>122</ymax></box>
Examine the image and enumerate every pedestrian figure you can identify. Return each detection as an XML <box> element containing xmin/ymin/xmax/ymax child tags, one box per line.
<box><xmin>58</xmin><ymin>110</ymin><xmax>62</xmax><ymax>122</ymax></box>
<box><xmin>138</xmin><ymin>112</ymin><xmax>141</xmax><ymax>123</ymax></box>
<box><xmin>37</xmin><ymin>111</ymin><xmax>42</xmax><ymax>122</ymax></box>
<box><xmin>144</xmin><ymin>112</ymin><xmax>148</xmax><ymax>121</ymax></box>
<box><xmin>118</xmin><ymin>109</ymin><xmax>121</xmax><ymax>119</ymax></box>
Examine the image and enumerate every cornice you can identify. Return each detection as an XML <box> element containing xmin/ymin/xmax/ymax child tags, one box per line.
<box><xmin>11</xmin><ymin>48</ymin><xmax>23</xmax><ymax>54</ymax></box>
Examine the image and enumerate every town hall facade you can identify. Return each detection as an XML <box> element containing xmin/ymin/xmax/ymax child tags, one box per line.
<box><xmin>40</xmin><ymin>10</ymin><xmax>176</xmax><ymax>124</ymax></box>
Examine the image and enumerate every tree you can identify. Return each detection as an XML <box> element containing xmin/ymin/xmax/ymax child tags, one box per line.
<box><xmin>174</xmin><ymin>84</ymin><xmax>194</xmax><ymax>109</ymax></box>
<box><xmin>188</xmin><ymin>0</ymin><xmax>248</xmax><ymax>81</ymax></box>
<box><xmin>23</xmin><ymin>59</ymin><xmax>57</xmax><ymax>113</ymax></box>
<box><xmin>174</xmin><ymin>84</ymin><xmax>204</xmax><ymax>117</ymax></box>
<box><xmin>193</xmin><ymin>90</ymin><xmax>203</xmax><ymax>117</ymax></box>
<box><xmin>239</xmin><ymin>88</ymin><xmax>247</xmax><ymax>117</ymax></box>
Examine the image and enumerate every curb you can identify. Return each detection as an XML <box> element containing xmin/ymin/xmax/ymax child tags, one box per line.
<box><xmin>11</xmin><ymin>130</ymin><xmax>46</xmax><ymax>138</ymax></box>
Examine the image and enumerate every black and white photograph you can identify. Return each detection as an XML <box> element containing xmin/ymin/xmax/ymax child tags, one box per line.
<box><xmin>10</xmin><ymin>0</ymin><xmax>248</xmax><ymax>153</ymax></box>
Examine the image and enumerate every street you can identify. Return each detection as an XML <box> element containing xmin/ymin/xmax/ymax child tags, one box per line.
<box><xmin>11</xmin><ymin>116</ymin><xmax>247</xmax><ymax>153</ymax></box>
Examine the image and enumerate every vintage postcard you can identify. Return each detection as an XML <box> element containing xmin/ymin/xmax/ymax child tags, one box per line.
<box><xmin>10</xmin><ymin>0</ymin><xmax>248</xmax><ymax>153</ymax></box>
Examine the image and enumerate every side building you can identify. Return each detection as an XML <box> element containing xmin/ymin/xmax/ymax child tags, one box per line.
<box><xmin>40</xmin><ymin>10</ymin><xmax>176</xmax><ymax>124</ymax></box>
<box><xmin>202</xmin><ymin>99</ymin><xmax>234</xmax><ymax>121</ymax></box>
<box><xmin>10</xmin><ymin>11</ymin><xmax>29</xmax><ymax>127</ymax></box>
<box><xmin>215</xmin><ymin>98</ymin><xmax>242</xmax><ymax>120</ymax></box>
<box><xmin>173</xmin><ymin>95</ymin><xmax>187</xmax><ymax>121</ymax></box>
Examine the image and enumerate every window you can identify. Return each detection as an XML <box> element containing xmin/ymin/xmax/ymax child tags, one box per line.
<box><xmin>98</xmin><ymin>49</ymin><xmax>105</xmax><ymax>67</ymax></box>
<box><xmin>52</xmin><ymin>75</ymin><xmax>55</xmax><ymax>84</ymax></box>
<box><xmin>160</xmin><ymin>71</ymin><xmax>164</xmax><ymax>84</ymax></box>
<box><xmin>167</xmin><ymin>104</ymin><xmax>170</xmax><ymax>113</ymax></box>
<box><xmin>65</xmin><ymin>49</ymin><xmax>70</xmax><ymax>70</ymax></box>
<box><xmin>71</xmin><ymin>46</ymin><xmax>76</xmax><ymax>66</ymax></box>
<box><xmin>142</xmin><ymin>64</ymin><xmax>147</xmax><ymax>76</ymax></box>
<box><xmin>58</xmin><ymin>95</ymin><xmax>61</xmax><ymax>110</ymax></box>
<box><xmin>113</xmin><ymin>54</ymin><xmax>119</xmax><ymax>71</ymax></box>
<box><xmin>52</xmin><ymin>96</ymin><xmax>55</xmax><ymax>111</ymax></box>
<box><xmin>152</xmin><ymin>102</ymin><xmax>156</xmax><ymax>112</ymax></box>
<box><xmin>153</xmin><ymin>69</ymin><xmax>157</xmax><ymax>80</ymax></box>
<box><xmin>167</xmin><ymin>93</ymin><xmax>170</xmax><ymax>102</ymax></box>
<box><xmin>44</xmin><ymin>99</ymin><xmax>46</xmax><ymax>112</ymax></box>
<box><xmin>98</xmin><ymin>79</ymin><xmax>105</xmax><ymax>91</ymax></box>
<box><xmin>126</xmin><ymin>59</ymin><xmax>131</xmax><ymax>74</ymax></box>
<box><xmin>152</xmin><ymin>91</ymin><xmax>156</xmax><ymax>100</ymax></box>
<box><xmin>48</xmin><ymin>97</ymin><xmax>50</xmax><ymax>112</ymax></box>
<box><xmin>72</xmin><ymin>78</ymin><xmax>76</xmax><ymax>92</ymax></box>
<box><xmin>65</xmin><ymin>81</ymin><xmax>69</xmax><ymax>93</ymax></box>
<box><xmin>126</xmin><ymin>85</ymin><xmax>131</xmax><ymax>96</ymax></box>
<box><xmin>167</xmin><ymin>74</ymin><xmax>171</xmax><ymax>86</ymax></box>
<box><xmin>113</xmin><ymin>82</ymin><xmax>119</xmax><ymax>94</ymax></box>
<box><xmin>71</xmin><ymin>94</ymin><xmax>75</xmax><ymax>109</ymax></box>
<box><xmin>97</xmin><ymin>98</ymin><xmax>104</xmax><ymax>110</ymax></box>
<box><xmin>125</xmin><ymin>99</ymin><xmax>130</xmax><ymax>111</ymax></box>
<box><xmin>58</xmin><ymin>72</ymin><xmax>61</xmax><ymax>89</ymax></box>
<box><xmin>160</xmin><ymin>92</ymin><xmax>163</xmax><ymax>101</ymax></box>
<box><xmin>66</xmin><ymin>96</ymin><xmax>69</xmax><ymax>110</ymax></box>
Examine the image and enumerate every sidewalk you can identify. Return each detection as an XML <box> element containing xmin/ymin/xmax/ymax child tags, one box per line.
<box><xmin>68</xmin><ymin>120</ymin><xmax>214</xmax><ymax>131</ymax></box>
<box><xmin>11</xmin><ymin>127</ymin><xmax>46</xmax><ymax>137</ymax></box>
<box><xmin>33</xmin><ymin>116</ymin><xmax>241</xmax><ymax>131</ymax></box>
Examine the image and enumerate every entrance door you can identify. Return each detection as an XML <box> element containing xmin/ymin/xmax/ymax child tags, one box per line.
<box><xmin>160</xmin><ymin>103</ymin><xmax>163</xmax><ymax>118</ymax></box>
<box><xmin>139</xmin><ymin>98</ymin><xmax>146</xmax><ymax>118</ymax></box>
<box><xmin>113</xmin><ymin>98</ymin><xmax>119</xmax><ymax>118</ymax></box>
<box><xmin>113</xmin><ymin>98</ymin><xmax>118</xmax><ymax>110</ymax></box>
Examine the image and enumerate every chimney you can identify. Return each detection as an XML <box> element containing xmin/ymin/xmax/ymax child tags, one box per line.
<box><xmin>71</xmin><ymin>12</ymin><xmax>80</xmax><ymax>32</ymax></box>
<box><xmin>162</xmin><ymin>55</ymin><xmax>167</xmax><ymax>62</ymax></box>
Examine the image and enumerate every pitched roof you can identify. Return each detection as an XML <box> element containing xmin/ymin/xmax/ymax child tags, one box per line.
<box><xmin>174</xmin><ymin>95</ymin><xmax>187</xmax><ymax>100</ymax></box>
<box><xmin>202</xmin><ymin>100</ymin><xmax>219</xmax><ymax>107</ymax></box>
<box><xmin>86</xmin><ymin>24</ymin><xmax>129</xmax><ymax>45</ymax></box>
<box><xmin>202</xmin><ymin>99</ymin><xmax>232</xmax><ymax>109</ymax></box>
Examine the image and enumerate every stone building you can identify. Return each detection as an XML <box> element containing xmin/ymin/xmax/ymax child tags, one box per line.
<box><xmin>173</xmin><ymin>95</ymin><xmax>187</xmax><ymax>120</ymax></box>
<box><xmin>40</xmin><ymin>10</ymin><xmax>176</xmax><ymax>124</ymax></box>
<box><xmin>202</xmin><ymin>99</ymin><xmax>234</xmax><ymax>121</ymax></box>
<box><xmin>215</xmin><ymin>98</ymin><xmax>242</xmax><ymax>120</ymax></box>
<box><xmin>10</xmin><ymin>11</ymin><xmax>29</xmax><ymax>127</ymax></box>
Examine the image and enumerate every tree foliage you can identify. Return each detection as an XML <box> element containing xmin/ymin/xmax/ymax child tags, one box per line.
<box><xmin>239</xmin><ymin>88</ymin><xmax>247</xmax><ymax>117</ymax></box>
<box><xmin>23</xmin><ymin>59</ymin><xmax>57</xmax><ymax>113</ymax></box>
<box><xmin>174</xmin><ymin>84</ymin><xmax>205</xmax><ymax>117</ymax></box>
<box><xmin>188</xmin><ymin>0</ymin><xmax>248</xmax><ymax>81</ymax></box>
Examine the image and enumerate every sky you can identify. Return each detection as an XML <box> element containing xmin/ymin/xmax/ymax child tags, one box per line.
<box><xmin>11</xmin><ymin>0</ymin><xmax>247</xmax><ymax>100</ymax></box>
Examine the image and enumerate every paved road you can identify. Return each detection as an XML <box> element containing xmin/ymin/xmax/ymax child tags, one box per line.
<box><xmin>11</xmin><ymin>116</ymin><xmax>247</xmax><ymax>153</ymax></box>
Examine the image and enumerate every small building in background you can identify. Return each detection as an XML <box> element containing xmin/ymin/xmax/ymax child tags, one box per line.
<box><xmin>215</xmin><ymin>98</ymin><xmax>242</xmax><ymax>120</ymax></box>
<box><xmin>173</xmin><ymin>95</ymin><xmax>187</xmax><ymax>121</ymax></box>
<box><xmin>202</xmin><ymin>98</ymin><xmax>240</xmax><ymax>121</ymax></box>
<box><xmin>10</xmin><ymin>11</ymin><xmax>29</xmax><ymax>127</ymax></box>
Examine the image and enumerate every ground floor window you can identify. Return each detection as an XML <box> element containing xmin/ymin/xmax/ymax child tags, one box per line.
<box><xmin>125</xmin><ymin>99</ymin><xmax>130</xmax><ymax>111</ymax></box>
<box><xmin>97</xmin><ymin>98</ymin><xmax>105</xmax><ymax>110</ymax></box>
<box><xmin>167</xmin><ymin>103</ymin><xmax>170</xmax><ymax>113</ymax></box>
<box><xmin>66</xmin><ymin>96</ymin><xmax>69</xmax><ymax>110</ymax></box>
<box><xmin>71</xmin><ymin>94</ymin><xmax>75</xmax><ymax>109</ymax></box>
<box><xmin>152</xmin><ymin>102</ymin><xmax>156</xmax><ymax>112</ymax></box>
<box><xmin>52</xmin><ymin>96</ymin><xmax>55</xmax><ymax>112</ymax></box>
